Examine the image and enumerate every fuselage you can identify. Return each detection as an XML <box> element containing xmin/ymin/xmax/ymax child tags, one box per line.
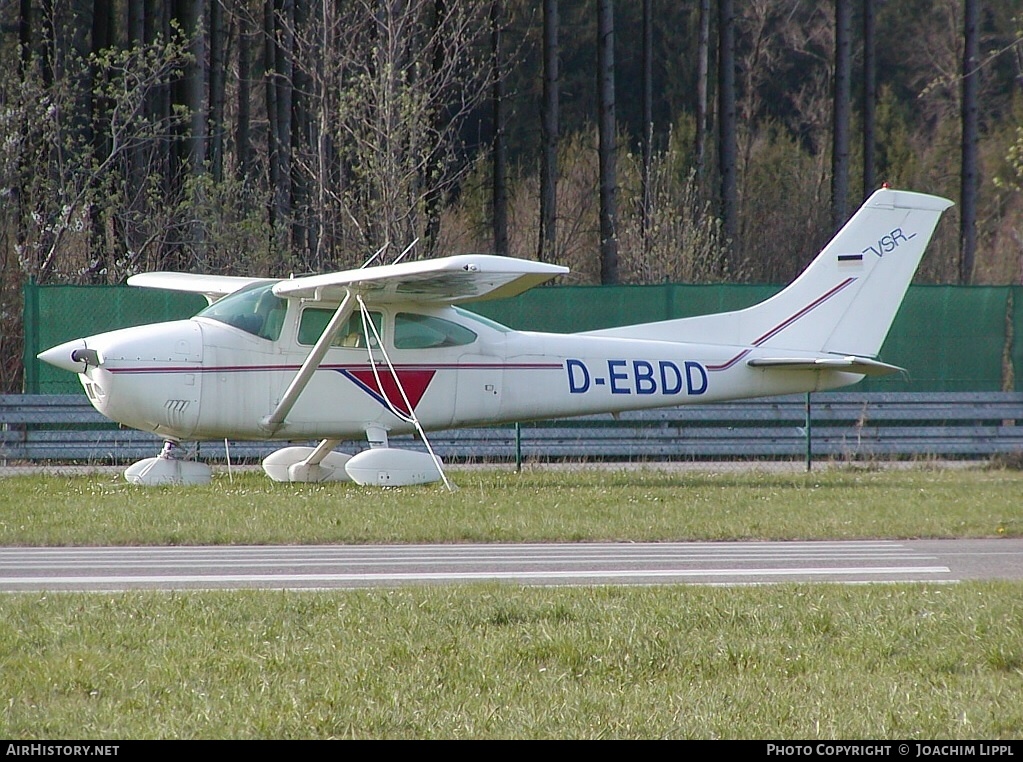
<box><xmin>41</xmin><ymin>282</ymin><xmax>859</xmax><ymax>443</ymax></box>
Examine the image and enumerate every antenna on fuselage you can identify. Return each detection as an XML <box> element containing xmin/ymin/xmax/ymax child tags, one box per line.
<box><xmin>391</xmin><ymin>238</ymin><xmax>419</xmax><ymax>266</ymax></box>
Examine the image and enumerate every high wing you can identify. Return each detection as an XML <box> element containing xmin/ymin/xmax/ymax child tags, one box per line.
<box><xmin>127</xmin><ymin>272</ymin><xmax>275</xmax><ymax>304</ymax></box>
<box><xmin>272</xmin><ymin>254</ymin><xmax>568</xmax><ymax>304</ymax></box>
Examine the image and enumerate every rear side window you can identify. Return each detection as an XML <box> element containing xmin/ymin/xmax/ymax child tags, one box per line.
<box><xmin>394</xmin><ymin>313</ymin><xmax>477</xmax><ymax>349</ymax></box>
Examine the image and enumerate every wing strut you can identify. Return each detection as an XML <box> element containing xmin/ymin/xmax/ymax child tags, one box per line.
<box><xmin>260</xmin><ymin>290</ymin><xmax>354</xmax><ymax>435</ymax></box>
<box><xmin>356</xmin><ymin>294</ymin><xmax>455</xmax><ymax>492</ymax></box>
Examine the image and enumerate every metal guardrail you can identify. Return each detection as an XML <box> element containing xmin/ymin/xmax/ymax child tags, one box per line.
<box><xmin>3</xmin><ymin>392</ymin><xmax>1023</xmax><ymax>468</ymax></box>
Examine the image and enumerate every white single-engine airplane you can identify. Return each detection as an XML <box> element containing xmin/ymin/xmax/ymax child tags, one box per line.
<box><xmin>39</xmin><ymin>187</ymin><xmax>952</xmax><ymax>486</ymax></box>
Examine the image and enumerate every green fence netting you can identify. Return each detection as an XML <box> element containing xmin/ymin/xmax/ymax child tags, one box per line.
<box><xmin>24</xmin><ymin>284</ymin><xmax>206</xmax><ymax>394</ymax></box>
<box><xmin>24</xmin><ymin>281</ymin><xmax>1017</xmax><ymax>394</ymax></box>
<box><xmin>857</xmin><ymin>286</ymin><xmax>1010</xmax><ymax>392</ymax></box>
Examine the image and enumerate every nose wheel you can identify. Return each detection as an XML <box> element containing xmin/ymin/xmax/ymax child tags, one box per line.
<box><xmin>123</xmin><ymin>440</ymin><xmax>212</xmax><ymax>486</ymax></box>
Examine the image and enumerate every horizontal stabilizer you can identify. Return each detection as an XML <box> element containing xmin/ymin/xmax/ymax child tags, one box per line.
<box><xmin>747</xmin><ymin>356</ymin><xmax>904</xmax><ymax>376</ymax></box>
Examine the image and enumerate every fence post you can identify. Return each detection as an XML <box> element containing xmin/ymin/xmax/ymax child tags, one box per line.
<box><xmin>515</xmin><ymin>422</ymin><xmax>522</xmax><ymax>471</ymax></box>
<box><xmin>805</xmin><ymin>392</ymin><xmax>812</xmax><ymax>471</ymax></box>
<box><xmin>22</xmin><ymin>279</ymin><xmax>39</xmax><ymax>394</ymax></box>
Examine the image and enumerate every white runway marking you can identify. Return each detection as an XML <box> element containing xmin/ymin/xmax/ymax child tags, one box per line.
<box><xmin>0</xmin><ymin>540</ymin><xmax>979</xmax><ymax>591</ymax></box>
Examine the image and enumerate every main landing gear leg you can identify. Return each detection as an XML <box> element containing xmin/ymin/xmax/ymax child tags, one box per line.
<box><xmin>262</xmin><ymin>439</ymin><xmax>352</xmax><ymax>483</ymax></box>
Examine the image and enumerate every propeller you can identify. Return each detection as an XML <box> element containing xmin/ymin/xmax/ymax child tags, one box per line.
<box><xmin>71</xmin><ymin>348</ymin><xmax>101</xmax><ymax>367</ymax></box>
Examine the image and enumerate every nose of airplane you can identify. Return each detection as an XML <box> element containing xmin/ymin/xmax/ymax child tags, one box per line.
<box><xmin>37</xmin><ymin>339</ymin><xmax>100</xmax><ymax>374</ymax></box>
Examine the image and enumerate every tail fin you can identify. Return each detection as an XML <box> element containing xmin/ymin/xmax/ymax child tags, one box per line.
<box><xmin>592</xmin><ymin>188</ymin><xmax>953</xmax><ymax>358</ymax></box>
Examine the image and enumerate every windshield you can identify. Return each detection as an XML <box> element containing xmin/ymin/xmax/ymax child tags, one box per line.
<box><xmin>197</xmin><ymin>282</ymin><xmax>286</xmax><ymax>341</ymax></box>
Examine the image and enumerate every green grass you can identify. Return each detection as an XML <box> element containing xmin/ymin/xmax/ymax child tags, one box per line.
<box><xmin>1</xmin><ymin>465</ymin><xmax>1022</xmax><ymax>738</ymax></box>
<box><xmin>1</xmin><ymin>584</ymin><xmax>1021</xmax><ymax>738</ymax></box>
<box><xmin>2</xmin><ymin>465</ymin><xmax>1022</xmax><ymax>546</ymax></box>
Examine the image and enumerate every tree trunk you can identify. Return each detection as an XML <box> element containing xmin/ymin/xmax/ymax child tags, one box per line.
<box><xmin>314</xmin><ymin>0</ymin><xmax>336</xmax><ymax>268</ymax></box>
<box><xmin>718</xmin><ymin>0</ymin><xmax>738</xmax><ymax>264</ymax></box>
<box><xmin>597</xmin><ymin>0</ymin><xmax>618</xmax><ymax>284</ymax></box>
<box><xmin>236</xmin><ymin>17</ymin><xmax>252</xmax><ymax>181</ymax></box>
<box><xmin>263</xmin><ymin>0</ymin><xmax>294</xmax><ymax>244</ymax></box>
<box><xmin>264</xmin><ymin>1</ymin><xmax>281</xmax><ymax>231</ymax></box>
<box><xmin>862</xmin><ymin>0</ymin><xmax>876</xmax><ymax>198</ymax></box>
<box><xmin>960</xmin><ymin>0</ymin><xmax>980</xmax><ymax>284</ymax></box>
<box><xmin>125</xmin><ymin>3</ymin><xmax>146</xmax><ymax>270</ymax></box>
<box><xmin>145</xmin><ymin>0</ymin><xmax>172</xmax><ymax>209</ymax></box>
<box><xmin>209</xmin><ymin>0</ymin><xmax>226</xmax><ymax>184</ymax></box>
<box><xmin>18</xmin><ymin>0</ymin><xmax>31</xmax><ymax>72</ymax></box>
<box><xmin>185</xmin><ymin>0</ymin><xmax>207</xmax><ymax>176</ymax></box>
<box><xmin>276</xmin><ymin>0</ymin><xmax>295</xmax><ymax>246</ymax></box>
<box><xmin>831</xmin><ymin>0</ymin><xmax>852</xmax><ymax>231</ymax></box>
<box><xmin>641</xmin><ymin>0</ymin><xmax>653</xmax><ymax>256</ymax></box>
<box><xmin>538</xmin><ymin>0</ymin><xmax>559</xmax><ymax>263</ymax></box>
<box><xmin>292</xmin><ymin>0</ymin><xmax>313</xmax><ymax>262</ymax></box>
<box><xmin>491</xmin><ymin>1</ymin><xmax>508</xmax><ymax>257</ymax></box>
<box><xmin>423</xmin><ymin>0</ymin><xmax>448</xmax><ymax>257</ymax></box>
<box><xmin>695</xmin><ymin>0</ymin><xmax>710</xmax><ymax>180</ymax></box>
<box><xmin>88</xmin><ymin>0</ymin><xmax>114</xmax><ymax>283</ymax></box>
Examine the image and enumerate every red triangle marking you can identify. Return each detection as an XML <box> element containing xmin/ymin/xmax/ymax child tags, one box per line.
<box><xmin>347</xmin><ymin>369</ymin><xmax>436</xmax><ymax>415</ymax></box>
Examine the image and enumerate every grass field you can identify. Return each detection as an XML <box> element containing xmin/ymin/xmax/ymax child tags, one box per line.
<box><xmin>1</xmin><ymin>464</ymin><xmax>1022</xmax><ymax>738</ymax></box>
<box><xmin>2</xmin><ymin>464</ymin><xmax>1022</xmax><ymax>546</ymax></box>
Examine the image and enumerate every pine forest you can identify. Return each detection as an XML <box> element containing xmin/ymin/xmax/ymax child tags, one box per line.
<box><xmin>1</xmin><ymin>0</ymin><xmax>1022</xmax><ymax>391</ymax></box>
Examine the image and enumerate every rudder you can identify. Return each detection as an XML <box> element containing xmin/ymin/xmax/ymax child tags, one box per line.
<box><xmin>753</xmin><ymin>188</ymin><xmax>954</xmax><ymax>357</ymax></box>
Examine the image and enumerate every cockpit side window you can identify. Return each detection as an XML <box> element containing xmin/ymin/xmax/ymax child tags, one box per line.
<box><xmin>197</xmin><ymin>282</ymin><xmax>286</xmax><ymax>341</ymax></box>
<box><xmin>453</xmin><ymin>306</ymin><xmax>511</xmax><ymax>332</ymax></box>
<box><xmin>299</xmin><ymin>308</ymin><xmax>383</xmax><ymax>348</ymax></box>
<box><xmin>394</xmin><ymin>313</ymin><xmax>477</xmax><ymax>349</ymax></box>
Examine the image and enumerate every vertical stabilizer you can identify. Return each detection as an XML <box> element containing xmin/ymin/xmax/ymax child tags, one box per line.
<box><xmin>754</xmin><ymin>188</ymin><xmax>953</xmax><ymax>356</ymax></box>
<box><xmin>590</xmin><ymin>188</ymin><xmax>953</xmax><ymax>358</ymax></box>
